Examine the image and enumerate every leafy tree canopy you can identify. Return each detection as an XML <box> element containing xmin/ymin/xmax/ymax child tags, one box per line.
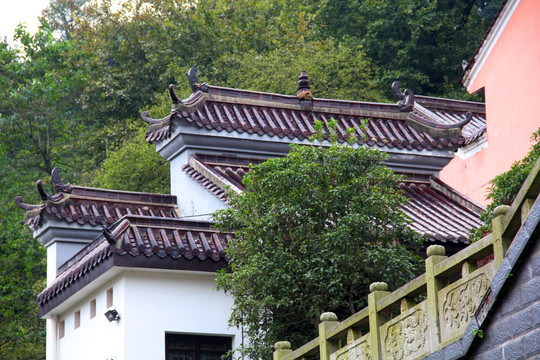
<box><xmin>89</xmin><ymin>123</ymin><xmax>170</xmax><ymax>193</ymax></box>
<box><xmin>214</xmin><ymin>133</ymin><xmax>422</xmax><ymax>358</ymax></box>
<box><xmin>0</xmin><ymin>22</ymin><xmax>89</xmax><ymax>177</ymax></box>
<box><xmin>211</xmin><ymin>38</ymin><xmax>384</xmax><ymax>102</ymax></box>
<box><xmin>89</xmin><ymin>90</ymin><xmax>172</xmax><ymax>193</ymax></box>
<box><xmin>0</xmin><ymin>140</ymin><xmax>46</xmax><ymax>359</ymax></box>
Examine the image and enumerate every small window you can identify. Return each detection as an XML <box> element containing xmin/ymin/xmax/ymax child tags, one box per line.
<box><xmin>74</xmin><ymin>310</ymin><xmax>81</xmax><ymax>329</ymax></box>
<box><xmin>58</xmin><ymin>320</ymin><xmax>65</xmax><ymax>339</ymax></box>
<box><xmin>165</xmin><ymin>334</ymin><xmax>231</xmax><ymax>360</ymax></box>
<box><xmin>90</xmin><ymin>299</ymin><xmax>96</xmax><ymax>319</ymax></box>
<box><xmin>106</xmin><ymin>288</ymin><xmax>113</xmax><ymax>308</ymax></box>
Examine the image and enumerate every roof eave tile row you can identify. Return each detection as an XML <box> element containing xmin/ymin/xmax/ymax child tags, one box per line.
<box><xmin>17</xmin><ymin>170</ymin><xmax>181</xmax><ymax>231</ymax></box>
<box><xmin>182</xmin><ymin>153</ymin><xmax>483</xmax><ymax>244</ymax></box>
<box><xmin>144</xmin><ymin>81</ymin><xmax>485</xmax><ymax>150</ymax></box>
<box><xmin>38</xmin><ymin>215</ymin><xmax>232</xmax><ymax>306</ymax></box>
<box><xmin>401</xmin><ymin>181</ymin><xmax>483</xmax><ymax>244</ymax></box>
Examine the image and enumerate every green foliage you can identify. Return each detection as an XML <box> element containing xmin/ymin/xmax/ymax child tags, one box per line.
<box><xmin>212</xmin><ymin>38</ymin><xmax>383</xmax><ymax>102</ymax></box>
<box><xmin>90</xmin><ymin>123</ymin><xmax>170</xmax><ymax>193</ymax></box>
<box><xmin>0</xmin><ymin>142</ymin><xmax>46</xmax><ymax>359</ymax></box>
<box><xmin>214</xmin><ymin>140</ymin><xmax>422</xmax><ymax>358</ymax></box>
<box><xmin>471</xmin><ymin>328</ymin><xmax>484</xmax><ymax>338</ymax></box>
<box><xmin>0</xmin><ymin>23</ymin><xmax>90</xmax><ymax>177</ymax></box>
<box><xmin>470</xmin><ymin>128</ymin><xmax>540</xmax><ymax>241</ymax></box>
<box><xmin>315</xmin><ymin>0</ymin><xmax>501</xmax><ymax>98</ymax></box>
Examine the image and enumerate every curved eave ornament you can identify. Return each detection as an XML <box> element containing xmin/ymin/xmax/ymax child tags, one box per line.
<box><xmin>15</xmin><ymin>167</ymin><xmax>72</xmax><ymax>230</ymax></box>
<box><xmin>392</xmin><ymin>81</ymin><xmax>473</xmax><ymax>140</ymax></box>
<box><xmin>142</xmin><ymin>67</ymin><xmax>210</xmax><ymax>144</ymax></box>
<box><xmin>187</xmin><ymin>67</ymin><xmax>209</xmax><ymax>93</ymax></box>
<box><xmin>142</xmin><ymin>110</ymin><xmax>173</xmax><ymax>143</ymax></box>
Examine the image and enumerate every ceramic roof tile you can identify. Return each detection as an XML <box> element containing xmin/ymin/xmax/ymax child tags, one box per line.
<box><xmin>182</xmin><ymin>153</ymin><xmax>484</xmax><ymax>244</ymax></box>
<box><xmin>143</xmin><ymin>72</ymin><xmax>486</xmax><ymax>150</ymax></box>
<box><xmin>16</xmin><ymin>168</ymin><xmax>180</xmax><ymax>231</ymax></box>
<box><xmin>37</xmin><ymin>215</ymin><xmax>231</xmax><ymax>307</ymax></box>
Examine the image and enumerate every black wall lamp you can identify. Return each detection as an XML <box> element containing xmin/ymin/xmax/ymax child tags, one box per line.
<box><xmin>104</xmin><ymin>308</ymin><xmax>121</xmax><ymax>322</ymax></box>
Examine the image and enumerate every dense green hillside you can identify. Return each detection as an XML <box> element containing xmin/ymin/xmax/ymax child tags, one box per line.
<box><xmin>0</xmin><ymin>0</ymin><xmax>501</xmax><ymax>357</ymax></box>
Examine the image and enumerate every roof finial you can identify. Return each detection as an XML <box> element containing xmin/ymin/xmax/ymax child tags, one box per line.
<box><xmin>187</xmin><ymin>67</ymin><xmax>208</xmax><ymax>93</ymax></box>
<box><xmin>391</xmin><ymin>81</ymin><xmax>414</xmax><ymax>112</ymax></box>
<box><xmin>36</xmin><ymin>180</ymin><xmax>51</xmax><ymax>201</ymax></box>
<box><xmin>296</xmin><ymin>70</ymin><xmax>313</xmax><ymax>101</ymax></box>
<box><xmin>15</xmin><ymin>196</ymin><xmax>41</xmax><ymax>211</ymax></box>
<box><xmin>103</xmin><ymin>225</ymin><xmax>117</xmax><ymax>245</ymax></box>
<box><xmin>51</xmin><ymin>167</ymin><xmax>72</xmax><ymax>194</ymax></box>
<box><xmin>391</xmin><ymin>81</ymin><xmax>405</xmax><ymax>101</ymax></box>
<box><xmin>169</xmin><ymin>84</ymin><xmax>181</xmax><ymax>104</ymax></box>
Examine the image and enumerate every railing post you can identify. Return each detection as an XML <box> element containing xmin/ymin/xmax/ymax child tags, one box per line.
<box><xmin>368</xmin><ymin>282</ymin><xmax>389</xmax><ymax>360</ymax></box>
<box><xmin>347</xmin><ymin>328</ymin><xmax>362</xmax><ymax>344</ymax></box>
<box><xmin>425</xmin><ymin>245</ymin><xmax>448</xmax><ymax>352</ymax></box>
<box><xmin>319</xmin><ymin>312</ymin><xmax>339</xmax><ymax>360</ymax></box>
<box><xmin>273</xmin><ymin>341</ymin><xmax>292</xmax><ymax>360</ymax></box>
<box><xmin>492</xmin><ymin>205</ymin><xmax>511</xmax><ymax>268</ymax></box>
<box><xmin>521</xmin><ymin>198</ymin><xmax>536</xmax><ymax>224</ymax></box>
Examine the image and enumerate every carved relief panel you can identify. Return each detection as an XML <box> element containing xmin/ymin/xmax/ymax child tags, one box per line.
<box><xmin>438</xmin><ymin>262</ymin><xmax>496</xmax><ymax>343</ymax></box>
<box><xmin>331</xmin><ymin>335</ymin><xmax>371</xmax><ymax>360</ymax></box>
<box><xmin>382</xmin><ymin>307</ymin><xmax>429</xmax><ymax>360</ymax></box>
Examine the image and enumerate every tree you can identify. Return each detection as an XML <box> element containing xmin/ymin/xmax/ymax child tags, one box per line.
<box><xmin>470</xmin><ymin>128</ymin><xmax>540</xmax><ymax>241</ymax></box>
<box><xmin>88</xmin><ymin>89</ymin><xmax>171</xmax><ymax>193</ymax></box>
<box><xmin>214</xmin><ymin>132</ymin><xmax>422</xmax><ymax>359</ymax></box>
<box><xmin>0</xmin><ymin>22</ymin><xmax>90</xmax><ymax>178</ymax></box>
<box><xmin>90</xmin><ymin>123</ymin><xmax>170</xmax><ymax>193</ymax></box>
<box><xmin>0</xmin><ymin>140</ymin><xmax>46</xmax><ymax>359</ymax></box>
<box><xmin>313</xmin><ymin>0</ymin><xmax>502</xmax><ymax>98</ymax></box>
<box><xmin>211</xmin><ymin>38</ymin><xmax>384</xmax><ymax>102</ymax></box>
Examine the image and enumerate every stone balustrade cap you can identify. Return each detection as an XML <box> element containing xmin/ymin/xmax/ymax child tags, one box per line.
<box><xmin>493</xmin><ymin>204</ymin><xmax>511</xmax><ymax>217</ymax></box>
<box><xmin>274</xmin><ymin>341</ymin><xmax>291</xmax><ymax>350</ymax></box>
<box><xmin>426</xmin><ymin>244</ymin><xmax>446</xmax><ymax>257</ymax></box>
<box><xmin>369</xmin><ymin>282</ymin><xmax>388</xmax><ymax>292</ymax></box>
<box><xmin>320</xmin><ymin>312</ymin><xmax>338</xmax><ymax>322</ymax></box>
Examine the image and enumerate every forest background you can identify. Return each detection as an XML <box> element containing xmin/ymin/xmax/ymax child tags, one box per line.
<box><xmin>0</xmin><ymin>0</ymin><xmax>502</xmax><ymax>358</ymax></box>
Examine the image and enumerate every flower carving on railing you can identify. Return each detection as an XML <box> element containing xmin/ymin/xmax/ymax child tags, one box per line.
<box><xmin>335</xmin><ymin>339</ymin><xmax>371</xmax><ymax>360</ymax></box>
<box><xmin>384</xmin><ymin>310</ymin><xmax>428</xmax><ymax>360</ymax></box>
<box><xmin>349</xmin><ymin>340</ymin><xmax>371</xmax><ymax>360</ymax></box>
<box><xmin>442</xmin><ymin>273</ymin><xmax>489</xmax><ymax>331</ymax></box>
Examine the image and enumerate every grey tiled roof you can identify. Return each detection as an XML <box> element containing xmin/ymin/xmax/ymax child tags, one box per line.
<box><xmin>37</xmin><ymin>215</ymin><xmax>231</xmax><ymax>308</ymax></box>
<box><xmin>182</xmin><ymin>153</ymin><xmax>484</xmax><ymax>244</ymax></box>
<box><xmin>144</xmin><ymin>76</ymin><xmax>486</xmax><ymax>151</ymax></box>
<box><xmin>16</xmin><ymin>168</ymin><xmax>180</xmax><ymax>231</ymax></box>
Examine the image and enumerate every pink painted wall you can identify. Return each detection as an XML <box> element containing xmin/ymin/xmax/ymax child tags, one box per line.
<box><xmin>440</xmin><ymin>0</ymin><xmax>540</xmax><ymax>205</ymax></box>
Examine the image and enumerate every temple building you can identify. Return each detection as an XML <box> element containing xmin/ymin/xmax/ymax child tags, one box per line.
<box><xmin>17</xmin><ymin>68</ymin><xmax>487</xmax><ymax>359</ymax></box>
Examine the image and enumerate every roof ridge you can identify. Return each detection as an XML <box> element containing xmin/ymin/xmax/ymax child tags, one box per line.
<box><xmin>110</xmin><ymin>214</ymin><xmax>216</xmax><ymax>230</ymax></box>
<box><xmin>190</xmin><ymin>154</ymin><xmax>243</xmax><ymax>195</ymax></box>
<box><xmin>16</xmin><ymin>167</ymin><xmax>181</xmax><ymax>231</ymax></box>
<box><xmin>56</xmin><ymin>214</ymin><xmax>222</xmax><ymax>274</ymax></box>
<box><xmin>69</xmin><ymin>186</ymin><xmax>177</xmax><ymax>204</ymax></box>
<box><xmin>429</xmin><ymin>176</ymin><xmax>485</xmax><ymax>214</ymax></box>
<box><xmin>415</xmin><ymin>95</ymin><xmax>486</xmax><ymax>112</ymax></box>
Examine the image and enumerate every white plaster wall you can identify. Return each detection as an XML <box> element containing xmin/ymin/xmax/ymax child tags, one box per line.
<box><xmin>52</xmin><ymin>269</ymin><xmax>241</xmax><ymax>360</ymax></box>
<box><xmin>56</xmin><ymin>277</ymin><xmax>126</xmax><ymax>360</ymax></box>
<box><xmin>122</xmin><ymin>270</ymin><xmax>242</xmax><ymax>360</ymax></box>
<box><xmin>46</xmin><ymin>242</ymin><xmax>92</xmax><ymax>284</ymax></box>
<box><xmin>170</xmin><ymin>150</ymin><xmax>227</xmax><ymax>220</ymax></box>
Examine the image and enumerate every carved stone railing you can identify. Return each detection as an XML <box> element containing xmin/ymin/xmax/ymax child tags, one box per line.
<box><xmin>274</xmin><ymin>158</ymin><xmax>540</xmax><ymax>360</ymax></box>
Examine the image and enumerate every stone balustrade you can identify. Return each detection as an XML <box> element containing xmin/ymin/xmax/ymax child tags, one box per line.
<box><xmin>274</xmin><ymin>158</ymin><xmax>540</xmax><ymax>360</ymax></box>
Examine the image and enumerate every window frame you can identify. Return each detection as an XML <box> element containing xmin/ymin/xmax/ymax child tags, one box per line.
<box><xmin>165</xmin><ymin>333</ymin><xmax>232</xmax><ymax>360</ymax></box>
